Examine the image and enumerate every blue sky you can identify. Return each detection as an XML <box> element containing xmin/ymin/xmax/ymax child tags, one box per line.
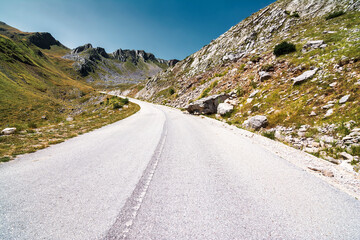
<box><xmin>0</xmin><ymin>0</ymin><xmax>275</xmax><ymax>60</ymax></box>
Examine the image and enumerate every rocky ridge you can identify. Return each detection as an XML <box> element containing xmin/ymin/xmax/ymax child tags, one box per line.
<box><xmin>63</xmin><ymin>44</ymin><xmax>178</xmax><ymax>86</ymax></box>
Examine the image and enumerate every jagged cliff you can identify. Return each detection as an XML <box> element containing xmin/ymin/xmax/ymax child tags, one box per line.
<box><xmin>135</xmin><ymin>0</ymin><xmax>360</xmax><ymax>170</ymax></box>
<box><xmin>64</xmin><ymin>44</ymin><xmax>178</xmax><ymax>86</ymax></box>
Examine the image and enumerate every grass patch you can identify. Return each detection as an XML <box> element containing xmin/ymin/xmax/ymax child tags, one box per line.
<box><xmin>0</xmin><ymin>94</ymin><xmax>140</xmax><ymax>161</ymax></box>
<box><xmin>262</xmin><ymin>131</ymin><xmax>275</xmax><ymax>140</ymax></box>
<box><xmin>200</xmin><ymin>80</ymin><xmax>218</xmax><ymax>98</ymax></box>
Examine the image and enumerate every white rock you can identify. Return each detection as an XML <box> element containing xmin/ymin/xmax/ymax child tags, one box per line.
<box><xmin>329</xmin><ymin>82</ymin><xmax>337</xmax><ymax>87</ymax></box>
<box><xmin>292</xmin><ymin>68</ymin><xmax>318</xmax><ymax>85</ymax></box>
<box><xmin>339</xmin><ymin>94</ymin><xmax>350</xmax><ymax>104</ymax></box>
<box><xmin>310</xmin><ymin>111</ymin><xmax>317</xmax><ymax>116</ymax></box>
<box><xmin>66</xmin><ymin>117</ymin><xmax>74</xmax><ymax>121</ymax></box>
<box><xmin>320</xmin><ymin>135</ymin><xmax>334</xmax><ymax>143</ymax></box>
<box><xmin>1</xmin><ymin>127</ymin><xmax>16</xmax><ymax>135</ymax></box>
<box><xmin>217</xmin><ymin>103</ymin><xmax>234</xmax><ymax>116</ymax></box>
<box><xmin>324</xmin><ymin>109</ymin><xmax>334</xmax><ymax>118</ymax></box>
<box><xmin>322</xmin><ymin>104</ymin><xmax>334</xmax><ymax>109</ymax></box>
<box><xmin>259</xmin><ymin>71</ymin><xmax>271</xmax><ymax>81</ymax></box>
<box><xmin>249</xmin><ymin>90</ymin><xmax>259</xmax><ymax>98</ymax></box>
<box><xmin>243</xmin><ymin>115</ymin><xmax>268</xmax><ymax>130</ymax></box>
<box><xmin>340</xmin><ymin>152</ymin><xmax>354</xmax><ymax>161</ymax></box>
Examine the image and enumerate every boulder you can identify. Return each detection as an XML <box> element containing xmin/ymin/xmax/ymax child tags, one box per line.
<box><xmin>292</xmin><ymin>68</ymin><xmax>318</xmax><ymax>85</ymax></box>
<box><xmin>259</xmin><ymin>71</ymin><xmax>271</xmax><ymax>81</ymax></box>
<box><xmin>243</xmin><ymin>115</ymin><xmax>268</xmax><ymax>130</ymax></box>
<box><xmin>187</xmin><ymin>94</ymin><xmax>229</xmax><ymax>115</ymax></box>
<box><xmin>1</xmin><ymin>127</ymin><xmax>16</xmax><ymax>135</ymax></box>
<box><xmin>339</xmin><ymin>94</ymin><xmax>350</xmax><ymax>104</ymax></box>
<box><xmin>217</xmin><ymin>103</ymin><xmax>234</xmax><ymax>116</ymax></box>
<box><xmin>340</xmin><ymin>152</ymin><xmax>354</xmax><ymax>161</ymax></box>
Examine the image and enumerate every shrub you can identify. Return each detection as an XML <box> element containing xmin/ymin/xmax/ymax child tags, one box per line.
<box><xmin>250</xmin><ymin>80</ymin><xmax>257</xmax><ymax>89</ymax></box>
<box><xmin>291</xmin><ymin>12</ymin><xmax>300</xmax><ymax>18</ymax></box>
<box><xmin>0</xmin><ymin>156</ymin><xmax>10</xmax><ymax>162</ymax></box>
<box><xmin>120</xmin><ymin>98</ymin><xmax>129</xmax><ymax>105</ymax></box>
<box><xmin>325</xmin><ymin>11</ymin><xmax>345</xmax><ymax>20</ymax></box>
<box><xmin>112</xmin><ymin>102</ymin><xmax>122</xmax><ymax>109</ymax></box>
<box><xmin>273</xmin><ymin>41</ymin><xmax>296</xmax><ymax>57</ymax></box>
<box><xmin>236</xmin><ymin>86</ymin><xmax>245</xmax><ymax>97</ymax></box>
<box><xmin>262</xmin><ymin>131</ymin><xmax>275</xmax><ymax>140</ymax></box>
<box><xmin>169</xmin><ymin>88</ymin><xmax>175</xmax><ymax>95</ymax></box>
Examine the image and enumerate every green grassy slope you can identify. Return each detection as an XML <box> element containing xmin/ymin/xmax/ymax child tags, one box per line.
<box><xmin>0</xmin><ymin>22</ymin><xmax>93</xmax><ymax>130</ymax></box>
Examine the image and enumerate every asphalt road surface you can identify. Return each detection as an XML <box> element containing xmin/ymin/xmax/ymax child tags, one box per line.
<box><xmin>1</xmin><ymin>99</ymin><xmax>360</xmax><ymax>240</ymax></box>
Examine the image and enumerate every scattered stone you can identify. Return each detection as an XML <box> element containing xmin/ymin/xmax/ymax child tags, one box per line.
<box><xmin>329</xmin><ymin>82</ymin><xmax>337</xmax><ymax>87</ymax></box>
<box><xmin>339</xmin><ymin>94</ymin><xmax>350</xmax><ymax>104</ymax></box>
<box><xmin>305</xmin><ymin>147</ymin><xmax>319</xmax><ymax>153</ymax></box>
<box><xmin>249</xmin><ymin>90</ymin><xmax>259</xmax><ymax>98</ymax></box>
<box><xmin>303</xmin><ymin>40</ymin><xmax>325</xmax><ymax>51</ymax></box>
<box><xmin>322</xmin><ymin>104</ymin><xmax>334</xmax><ymax>109</ymax></box>
<box><xmin>320</xmin><ymin>135</ymin><xmax>334</xmax><ymax>143</ymax></box>
<box><xmin>321</xmin><ymin>170</ymin><xmax>334</xmax><ymax>177</ymax></box>
<box><xmin>41</xmin><ymin>115</ymin><xmax>47</xmax><ymax>120</ymax></box>
<box><xmin>187</xmin><ymin>94</ymin><xmax>229</xmax><ymax>115</ymax></box>
<box><xmin>310</xmin><ymin>111</ymin><xmax>317</xmax><ymax>116</ymax></box>
<box><xmin>243</xmin><ymin>115</ymin><xmax>268</xmax><ymax>130</ymax></box>
<box><xmin>324</xmin><ymin>109</ymin><xmax>334</xmax><ymax>118</ymax></box>
<box><xmin>1</xmin><ymin>128</ymin><xmax>16</xmax><ymax>135</ymax></box>
<box><xmin>259</xmin><ymin>71</ymin><xmax>271</xmax><ymax>81</ymax></box>
<box><xmin>292</xmin><ymin>68</ymin><xmax>318</xmax><ymax>85</ymax></box>
<box><xmin>217</xmin><ymin>103</ymin><xmax>234</xmax><ymax>116</ymax></box>
<box><xmin>66</xmin><ymin>117</ymin><xmax>74</xmax><ymax>122</ymax></box>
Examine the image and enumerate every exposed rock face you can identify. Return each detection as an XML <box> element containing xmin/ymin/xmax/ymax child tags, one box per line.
<box><xmin>168</xmin><ymin>59</ymin><xmax>179</xmax><ymax>67</ymax></box>
<box><xmin>243</xmin><ymin>115</ymin><xmax>268</xmax><ymax>130</ymax></box>
<box><xmin>112</xmin><ymin>49</ymin><xmax>156</xmax><ymax>64</ymax></box>
<box><xmin>217</xmin><ymin>103</ymin><xmax>234</xmax><ymax>116</ymax></box>
<box><xmin>28</xmin><ymin>32</ymin><xmax>61</xmax><ymax>49</ymax></box>
<box><xmin>187</xmin><ymin>94</ymin><xmax>229</xmax><ymax>115</ymax></box>
<box><xmin>72</xmin><ymin>44</ymin><xmax>93</xmax><ymax>54</ymax></box>
<box><xmin>63</xmin><ymin>44</ymin><xmax>176</xmax><ymax>83</ymax></box>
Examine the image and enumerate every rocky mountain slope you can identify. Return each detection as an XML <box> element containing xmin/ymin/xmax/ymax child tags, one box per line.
<box><xmin>136</xmin><ymin>0</ymin><xmax>360</xmax><ymax>171</ymax></box>
<box><xmin>63</xmin><ymin>43</ymin><xmax>178</xmax><ymax>87</ymax></box>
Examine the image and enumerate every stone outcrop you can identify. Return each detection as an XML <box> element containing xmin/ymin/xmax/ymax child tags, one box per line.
<box><xmin>187</xmin><ymin>94</ymin><xmax>229</xmax><ymax>115</ymax></box>
<box><xmin>243</xmin><ymin>115</ymin><xmax>268</xmax><ymax>130</ymax></box>
<box><xmin>217</xmin><ymin>103</ymin><xmax>234</xmax><ymax>116</ymax></box>
<box><xmin>28</xmin><ymin>32</ymin><xmax>61</xmax><ymax>49</ymax></box>
<box><xmin>64</xmin><ymin>44</ymin><xmax>176</xmax><ymax>82</ymax></box>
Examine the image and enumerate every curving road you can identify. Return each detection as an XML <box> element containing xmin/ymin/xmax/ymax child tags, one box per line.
<box><xmin>1</xmin><ymin>99</ymin><xmax>360</xmax><ymax>240</ymax></box>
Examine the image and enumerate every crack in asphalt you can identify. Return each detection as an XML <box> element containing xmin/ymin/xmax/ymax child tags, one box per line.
<box><xmin>103</xmin><ymin>118</ymin><xmax>168</xmax><ymax>240</ymax></box>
